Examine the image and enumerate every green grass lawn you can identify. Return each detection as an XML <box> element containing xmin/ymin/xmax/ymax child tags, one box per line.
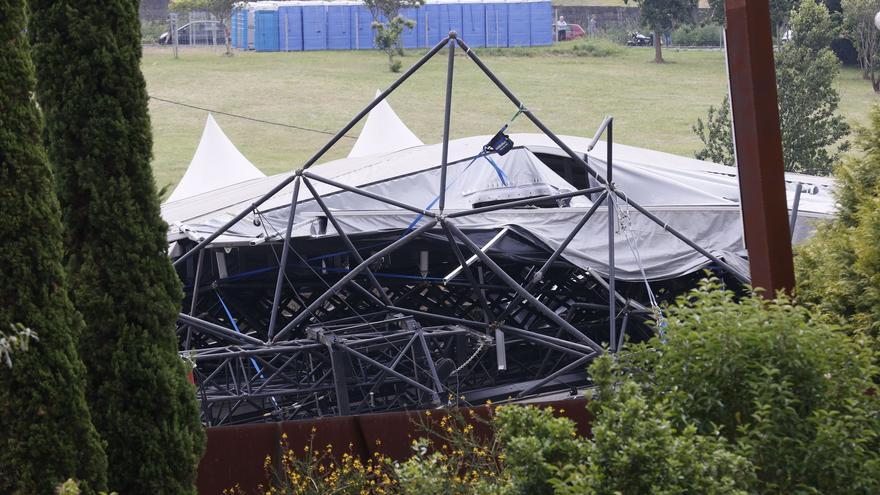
<box><xmin>143</xmin><ymin>45</ymin><xmax>878</xmax><ymax>192</ymax></box>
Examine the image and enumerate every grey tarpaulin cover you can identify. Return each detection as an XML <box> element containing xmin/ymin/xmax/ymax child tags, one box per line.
<box><xmin>161</xmin><ymin>133</ymin><xmax>836</xmax><ymax>282</ymax></box>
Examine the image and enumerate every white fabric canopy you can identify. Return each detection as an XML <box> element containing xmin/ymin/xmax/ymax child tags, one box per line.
<box><xmin>161</xmin><ymin>133</ymin><xmax>837</xmax><ymax>281</ymax></box>
<box><xmin>347</xmin><ymin>90</ymin><xmax>424</xmax><ymax>158</ymax></box>
<box><xmin>166</xmin><ymin>114</ymin><xmax>266</xmax><ymax>203</ymax></box>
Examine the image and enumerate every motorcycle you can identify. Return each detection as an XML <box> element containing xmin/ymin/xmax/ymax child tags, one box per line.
<box><xmin>626</xmin><ymin>31</ymin><xmax>654</xmax><ymax>46</ymax></box>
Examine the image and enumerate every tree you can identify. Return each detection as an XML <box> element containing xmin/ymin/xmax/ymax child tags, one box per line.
<box><xmin>842</xmin><ymin>0</ymin><xmax>880</xmax><ymax>91</ymax></box>
<box><xmin>614</xmin><ymin>279</ymin><xmax>880</xmax><ymax>494</ymax></box>
<box><xmin>0</xmin><ymin>0</ymin><xmax>108</xmax><ymax>492</ymax></box>
<box><xmin>364</xmin><ymin>0</ymin><xmax>424</xmax><ymax>72</ymax></box>
<box><xmin>796</xmin><ymin>105</ymin><xmax>880</xmax><ymax>353</ymax></box>
<box><xmin>28</xmin><ymin>0</ymin><xmax>206</xmax><ymax>493</ymax></box>
<box><xmin>706</xmin><ymin>0</ymin><xmax>798</xmax><ymax>41</ymax></box>
<box><xmin>170</xmin><ymin>0</ymin><xmax>235</xmax><ymax>56</ymax></box>
<box><xmin>624</xmin><ymin>0</ymin><xmax>698</xmax><ymax>63</ymax></box>
<box><xmin>694</xmin><ymin>0</ymin><xmax>849</xmax><ymax>175</ymax></box>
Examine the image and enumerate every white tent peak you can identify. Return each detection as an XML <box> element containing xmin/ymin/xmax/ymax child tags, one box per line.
<box><xmin>166</xmin><ymin>113</ymin><xmax>266</xmax><ymax>203</ymax></box>
<box><xmin>348</xmin><ymin>90</ymin><xmax>424</xmax><ymax>158</ymax></box>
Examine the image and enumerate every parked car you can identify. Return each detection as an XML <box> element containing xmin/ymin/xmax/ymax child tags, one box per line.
<box><xmin>158</xmin><ymin>20</ymin><xmax>226</xmax><ymax>45</ymax></box>
<box><xmin>626</xmin><ymin>31</ymin><xmax>654</xmax><ymax>46</ymax></box>
<box><xmin>567</xmin><ymin>23</ymin><xmax>585</xmax><ymax>40</ymax></box>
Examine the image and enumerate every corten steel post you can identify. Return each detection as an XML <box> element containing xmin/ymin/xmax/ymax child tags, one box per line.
<box><xmin>724</xmin><ymin>0</ymin><xmax>795</xmax><ymax>295</ymax></box>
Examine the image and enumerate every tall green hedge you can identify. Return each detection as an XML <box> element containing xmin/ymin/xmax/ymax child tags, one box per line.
<box><xmin>29</xmin><ymin>1</ymin><xmax>205</xmax><ymax>493</ymax></box>
<box><xmin>0</xmin><ymin>0</ymin><xmax>108</xmax><ymax>492</ymax></box>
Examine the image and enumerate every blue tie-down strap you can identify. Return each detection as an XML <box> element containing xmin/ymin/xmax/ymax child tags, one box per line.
<box><xmin>407</xmin><ymin>151</ymin><xmax>510</xmax><ymax>230</ymax></box>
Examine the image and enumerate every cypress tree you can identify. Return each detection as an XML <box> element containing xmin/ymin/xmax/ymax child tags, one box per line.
<box><xmin>0</xmin><ymin>0</ymin><xmax>108</xmax><ymax>492</ymax></box>
<box><xmin>29</xmin><ymin>1</ymin><xmax>206</xmax><ymax>493</ymax></box>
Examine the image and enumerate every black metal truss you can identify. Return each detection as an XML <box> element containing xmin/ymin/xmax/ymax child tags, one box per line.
<box><xmin>173</xmin><ymin>33</ymin><xmax>746</xmax><ymax>425</ymax></box>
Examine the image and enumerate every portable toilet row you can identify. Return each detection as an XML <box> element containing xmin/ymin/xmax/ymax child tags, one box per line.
<box><xmin>237</xmin><ymin>0</ymin><xmax>552</xmax><ymax>52</ymax></box>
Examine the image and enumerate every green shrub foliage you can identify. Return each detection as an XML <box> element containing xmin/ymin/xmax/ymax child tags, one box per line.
<box><xmin>615</xmin><ymin>279</ymin><xmax>880</xmax><ymax>494</ymax></box>
<box><xmin>0</xmin><ymin>0</ymin><xmax>108</xmax><ymax>492</ymax></box>
<box><xmin>28</xmin><ymin>1</ymin><xmax>205</xmax><ymax>493</ymax></box>
<box><xmin>797</xmin><ymin>105</ymin><xmax>880</xmax><ymax>351</ymax></box>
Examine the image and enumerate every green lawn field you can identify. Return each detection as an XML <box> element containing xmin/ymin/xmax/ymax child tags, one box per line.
<box><xmin>143</xmin><ymin>45</ymin><xmax>878</xmax><ymax>192</ymax></box>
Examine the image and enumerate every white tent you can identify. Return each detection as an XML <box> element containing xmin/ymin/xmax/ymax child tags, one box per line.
<box><xmin>161</xmin><ymin>133</ymin><xmax>836</xmax><ymax>281</ymax></box>
<box><xmin>347</xmin><ymin>90</ymin><xmax>424</xmax><ymax>158</ymax></box>
<box><xmin>166</xmin><ymin>114</ymin><xmax>266</xmax><ymax>203</ymax></box>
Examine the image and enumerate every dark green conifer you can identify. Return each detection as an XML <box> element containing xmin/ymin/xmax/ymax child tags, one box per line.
<box><xmin>28</xmin><ymin>1</ymin><xmax>205</xmax><ymax>493</ymax></box>
<box><xmin>0</xmin><ymin>0</ymin><xmax>108</xmax><ymax>492</ymax></box>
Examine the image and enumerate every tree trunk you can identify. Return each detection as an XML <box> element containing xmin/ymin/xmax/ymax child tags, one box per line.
<box><xmin>653</xmin><ymin>29</ymin><xmax>663</xmax><ymax>63</ymax></box>
<box><xmin>872</xmin><ymin>70</ymin><xmax>880</xmax><ymax>93</ymax></box>
<box><xmin>223</xmin><ymin>21</ymin><xmax>232</xmax><ymax>56</ymax></box>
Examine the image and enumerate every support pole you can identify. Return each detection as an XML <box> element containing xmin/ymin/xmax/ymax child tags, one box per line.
<box><xmin>724</xmin><ymin>0</ymin><xmax>794</xmax><ymax>295</ymax></box>
<box><xmin>444</xmin><ymin>221</ymin><xmax>604</xmax><ymax>353</ymax></box>
<box><xmin>606</xmin><ymin>119</ymin><xmax>617</xmax><ymax>351</ymax></box>
<box><xmin>439</xmin><ymin>34</ymin><xmax>456</xmax><ymax>212</ymax></box>
<box><xmin>302</xmin><ymin>177</ymin><xmax>392</xmax><ymax>306</ymax></box>
<box><xmin>272</xmin><ymin>220</ymin><xmax>437</xmax><ymax>343</ymax></box>
<box><xmin>268</xmin><ymin>176</ymin><xmax>301</xmax><ymax>339</ymax></box>
<box><xmin>172</xmin><ymin>35</ymin><xmax>451</xmax><ymax>268</ymax></box>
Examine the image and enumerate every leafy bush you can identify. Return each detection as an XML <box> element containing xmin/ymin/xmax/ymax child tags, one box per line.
<box><xmin>553</xmin><ymin>356</ymin><xmax>754</xmax><ymax>495</ymax></box>
<box><xmin>480</xmin><ymin>39</ymin><xmax>621</xmax><ymax>58</ymax></box>
<box><xmin>672</xmin><ymin>24</ymin><xmax>722</xmax><ymax>46</ymax></box>
<box><xmin>797</xmin><ymin>105</ymin><xmax>880</xmax><ymax>352</ymax></box>
<box><xmin>614</xmin><ymin>279</ymin><xmax>880</xmax><ymax>494</ymax></box>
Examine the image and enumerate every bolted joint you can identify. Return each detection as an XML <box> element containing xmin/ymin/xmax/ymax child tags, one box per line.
<box><xmin>448</xmin><ymin>31</ymin><xmax>458</xmax><ymax>39</ymax></box>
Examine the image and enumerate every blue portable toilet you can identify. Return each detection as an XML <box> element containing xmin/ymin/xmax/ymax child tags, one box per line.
<box><xmin>255</xmin><ymin>8</ymin><xmax>280</xmax><ymax>52</ymax></box>
<box><xmin>327</xmin><ymin>2</ymin><xmax>353</xmax><ymax>50</ymax></box>
<box><xmin>399</xmin><ymin>6</ymin><xmax>419</xmax><ymax>49</ymax></box>
<box><xmin>420</xmin><ymin>2</ymin><xmax>443</xmax><ymax>47</ymax></box>
<box><xmin>351</xmin><ymin>4</ymin><xmax>378</xmax><ymax>50</ymax></box>
<box><xmin>507</xmin><ymin>1</ymin><xmax>530</xmax><ymax>47</ymax></box>
<box><xmin>302</xmin><ymin>2</ymin><xmax>327</xmax><ymax>50</ymax></box>
<box><xmin>460</xmin><ymin>0</ymin><xmax>486</xmax><ymax>47</ymax></box>
<box><xmin>278</xmin><ymin>5</ymin><xmax>304</xmax><ymax>51</ymax></box>
<box><xmin>529</xmin><ymin>0</ymin><xmax>552</xmax><ymax>46</ymax></box>
<box><xmin>445</xmin><ymin>1</ymin><xmax>464</xmax><ymax>39</ymax></box>
<box><xmin>236</xmin><ymin>7</ymin><xmax>249</xmax><ymax>49</ymax></box>
<box><xmin>485</xmin><ymin>1</ymin><xmax>508</xmax><ymax>47</ymax></box>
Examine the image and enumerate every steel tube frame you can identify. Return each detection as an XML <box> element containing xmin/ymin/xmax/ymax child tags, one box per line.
<box><xmin>302</xmin><ymin>177</ymin><xmax>393</xmax><ymax>306</ymax></box>
<box><xmin>611</xmin><ymin>189</ymin><xmax>749</xmax><ymax>283</ymax></box>
<box><xmin>173</xmin><ymin>36</ymin><xmax>451</xmax><ymax>268</ymax></box>
<box><xmin>178</xmin><ymin>313</ymin><xmax>264</xmax><ymax>346</ymax></box>
<box><xmin>455</xmin><ymin>37</ymin><xmax>606</xmax><ymax>187</ymax></box>
<box><xmin>606</xmin><ymin>119</ymin><xmax>617</xmax><ymax>351</ymax></box>
<box><xmin>444</xmin><ymin>221</ymin><xmax>603</xmax><ymax>353</ymax></box>
<box><xmin>446</xmin><ymin>186</ymin><xmax>605</xmax><ymax>218</ymax></box>
<box><xmin>268</xmin><ymin>177</ymin><xmax>301</xmax><ymax>339</ymax></box>
<box><xmin>302</xmin><ymin>171</ymin><xmax>437</xmax><ymax>217</ymax></box>
<box><xmin>439</xmin><ymin>36</ymin><xmax>456</xmax><ymax>212</ymax></box>
<box><xmin>271</xmin><ymin>220</ymin><xmax>438</xmax><ymax>343</ymax></box>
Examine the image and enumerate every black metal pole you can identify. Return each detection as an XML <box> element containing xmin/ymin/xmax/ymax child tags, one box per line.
<box><xmin>455</xmin><ymin>37</ymin><xmax>606</xmax><ymax>186</ymax></box>
<box><xmin>184</xmin><ymin>248</ymin><xmax>205</xmax><ymax>350</ymax></box>
<box><xmin>439</xmin><ymin>34</ymin><xmax>456</xmax><ymax>212</ymax></box>
<box><xmin>441</xmin><ymin>223</ymin><xmax>494</xmax><ymax>320</ymax></box>
<box><xmin>607</xmin><ymin>119</ymin><xmax>617</xmax><ymax>352</ymax></box>
<box><xmin>444</xmin><ymin>221</ymin><xmax>603</xmax><ymax>353</ymax></box>
<box><xmin>611</xmin><ymin>189</ymin><xmax>750</xmax><ymax>284</ymax></box>
<box><xmin>446</xmin><ymin>186</ymin><xmax>604</xmax><ymax>218</ymax></box>
<box><xmin>271</xmin><ymin>220</ymin><xmax>438</xmax><ymax>343</ymax></box>
<box><xmin>173</xmin><ymin>37</ymin><xmax>450</xmax><ymax>268</ymax></box>
<box><xmin>178</xmin><ymin>313</ymin><xmax>264</xmax><ymax>346</ymax></box>
<box><xmin>302</xmin><ymin>177</ymin><xmax>392</xmax><ymax>306</ymax></box>
<box><xmin>302</xmin><ymin>171</ymin><xmax>438</xmax><ymax>217</ymax></box>
<box><xmin>268</xmin><ymin>177</ymin><xmax>301</xmax><ymax>339</ymax></box>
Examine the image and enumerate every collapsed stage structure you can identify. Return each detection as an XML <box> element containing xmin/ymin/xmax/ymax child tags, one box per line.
<box><xmin>162</xmin><ymin>34</ymin><xmax>835</xmax><ymax>426</ymax></box>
